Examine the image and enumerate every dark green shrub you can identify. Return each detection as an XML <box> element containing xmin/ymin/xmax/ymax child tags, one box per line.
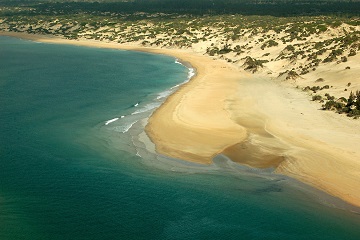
<box><xmin>321</xmin><ymin>85</ymin><xmax>330</xmax><ymax>90</ymax></box>
<box><xmin>347</xmin><ymin>109</ymin><xmax>360</xmax><ymax>117</ymax></box>
<box><xmin>325</xmin><ymin>93</ymin><xmax>335</xmax><ymax>100</ymax></box>
<box><xmin>323</xmin><ymin>101</ymin><xmax>344</xmax><ymax>111</ymax></box>
<box><xmin>286</xmin><ymin>70</ymin><xmax>299</xmax><ymax>80</ymax></box>
<box><xmin>349</xmin><ymin>49</ymin><xmax>356</xmax><ymax>57</ymax></box>
<box><xmin>310</xmin><ymin>86</ymin><xmax>320</xmax><ymax>92</ymax></box>
<box><xmin>285</xmin><ymin>45</ymin><xmax>295</xmax><ymax>52</ymax></box>
<box><xmin>312</xmin><ymin>95</ymin><xmax>322</xmax><ymax>101</ymax></box>
<box><xmin>261</xmin><ymin>40</ymin><xmax>278</xmax><ymax>50</ymax></box>
<box><xmin>242</xmin><ymin>56</ymin><xmax>267</xmax><ymax>73</ymax></box>
<box><xmin>339</xmin><ymin>97</ymin><xmax>347</xmax><ymax>103</ymax></box>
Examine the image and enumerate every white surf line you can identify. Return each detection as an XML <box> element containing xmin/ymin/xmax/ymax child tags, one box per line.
<box><xmin>123</xmin><ymin>120</ymin><xmax>138</xmax><ymax>133</ymax></box>
<box><xmin>105</xmin><ymin>117</ymin><xmax>119</xmax><ymax>125</ymax></box>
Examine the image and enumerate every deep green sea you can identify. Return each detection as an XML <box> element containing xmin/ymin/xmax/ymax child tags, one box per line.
<box><xmin>1</xmin><ymin>36</ymin><xmax>360</xmax><ymax>240</ymax></box>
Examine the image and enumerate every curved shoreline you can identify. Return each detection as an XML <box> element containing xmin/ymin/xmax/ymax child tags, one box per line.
<box><xmin>2</xmin><ymin>32</ymin><xmax>360</xmax><ymax>208</ymax></box>
<box><xmin>146</xmin><ymin>53</ymin><xmax>248</xmax><ymax>164</ymax></box>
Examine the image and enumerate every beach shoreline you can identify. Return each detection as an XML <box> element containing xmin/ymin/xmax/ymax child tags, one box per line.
<box><xmin>2</xmin><ymin>31</ymin><xmax>360</xmax><ymax>208</ymax></box>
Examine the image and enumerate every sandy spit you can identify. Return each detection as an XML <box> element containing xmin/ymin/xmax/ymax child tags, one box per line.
<box><xmin>2</xmin><ymin>32</ymin><xmax>360</xmax><ymax>208</ymax></box>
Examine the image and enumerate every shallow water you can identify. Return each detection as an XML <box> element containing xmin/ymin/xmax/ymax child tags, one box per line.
<box><xmin>1</xmin><ymin>36</ymin><xmax>360</xmax><ymax>240</ymax></box>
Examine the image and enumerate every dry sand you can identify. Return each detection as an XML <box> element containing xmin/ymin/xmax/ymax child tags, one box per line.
<box><xmin>2</xmin><ymin>32</ymin><xmax>360</xmax><ymax>208</ymax></box>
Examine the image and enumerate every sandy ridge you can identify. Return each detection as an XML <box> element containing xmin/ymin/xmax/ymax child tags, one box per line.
<box><xmin>2</xmin><ymin>32</ymin><xmax>360</xmax><ymax>208</ymax></box>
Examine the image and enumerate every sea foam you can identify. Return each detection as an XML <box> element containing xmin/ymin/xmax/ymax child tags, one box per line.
<box><xmin>172</xmin><ymin>59</ymin><xmax>195</xmax><ymax>88</ymax></box>
<box><xmin>157</xmin><ymin>89</ymin><xmax>173</xmax><ymax>100</ymax></box>
<box><xmin>131</xmin><ymin>102</ymin><xmax>161</xmax><ymax>115</ymax></box>
<box><xmin>105</xmin><ymin>117</ymin><xmax>119</xmax><ymax>125</ymax></box>
<box><xmin>113</xmin><ymin>120</ymin><xmax>138</xmax><ymax>133</ymax></box>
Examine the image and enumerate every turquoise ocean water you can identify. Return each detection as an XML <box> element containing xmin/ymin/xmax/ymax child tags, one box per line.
<box><xmin>1</xmin><ymin>36</ymin><xmax>360</xmax><ymax>239</ymax></box>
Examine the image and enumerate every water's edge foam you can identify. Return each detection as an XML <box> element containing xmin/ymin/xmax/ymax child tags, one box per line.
<box><xmin>104</xmin><ymin>58</ymin><xmax>195</xmax><ymax>132</ymax></box>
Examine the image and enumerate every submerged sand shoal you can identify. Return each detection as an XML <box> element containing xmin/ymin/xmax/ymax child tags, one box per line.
<box><xmin>2</xmin><ymin>32</ymin><xmax>360</xmax><ymax>208</ymax></box>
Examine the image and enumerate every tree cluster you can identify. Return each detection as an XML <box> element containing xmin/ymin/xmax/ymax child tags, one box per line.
<box><xmin>322</xmin><ymin>90</ymin><xmax>360</xmax><ymax>118</ymax></box>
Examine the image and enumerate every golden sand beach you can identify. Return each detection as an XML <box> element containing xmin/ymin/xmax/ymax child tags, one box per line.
<box><xmin>2</xmin><ymin>31</ymin><xmax>360</xmax><ymax>208</ymax></box>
